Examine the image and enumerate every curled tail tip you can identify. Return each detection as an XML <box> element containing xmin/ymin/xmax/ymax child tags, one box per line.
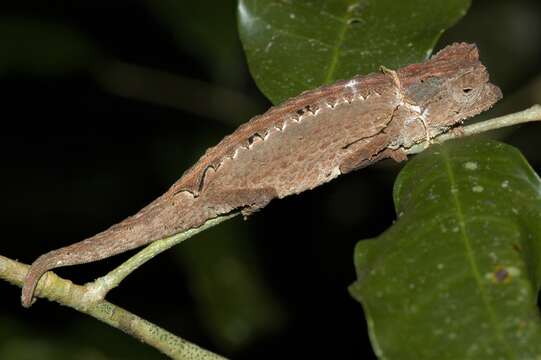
<box><xmin>21</xmin><ymin>267</ymin><xmax>41</xmax><ymax>308</ymax></box>
<box><xmin>21</xmin><ymin>280</ymin><xmax>36</xmax><ymax>308</ymax></box>
<box><xmin>21</xmin><ymin>288</ymin><xmax>34</xmax><ymax>308</ymax></box>
<box><xmin>21</xmin><ymin>254</ymin><xmax>56</xmax><ymax>308</ymax></box>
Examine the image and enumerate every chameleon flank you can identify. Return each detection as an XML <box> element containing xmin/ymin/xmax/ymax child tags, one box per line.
<box><xmin>22</xmin><ymin>43</ymin><xmax>501</xmax><ymax>307</ymax></box>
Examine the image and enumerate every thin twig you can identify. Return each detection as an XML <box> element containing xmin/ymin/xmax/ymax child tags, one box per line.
<box><xmin>87</xmin><ymin>214</ymin><xmax>237</xmax><ymax>301</ymax></box>
<box><xmin>406</xmin><ymin>104</ymin><xmax>541</xmax><ymax>155</ymax></box>
<box><xmin>0</xmin><ymin>255</ymin><xmax>226</xmax><ymax>360</ymax></box>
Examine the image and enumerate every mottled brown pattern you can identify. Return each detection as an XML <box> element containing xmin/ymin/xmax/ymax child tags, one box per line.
<box><xmin>21</xmin><ymin>43</ymin><xmax>502</xmax><ymax>307</ymax></box>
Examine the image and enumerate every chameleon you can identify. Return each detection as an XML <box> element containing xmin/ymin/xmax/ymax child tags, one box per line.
<box><xmin>21</xmin><ymin>42</ymin><xmax>502</xmax><ymax>307</ymax></box>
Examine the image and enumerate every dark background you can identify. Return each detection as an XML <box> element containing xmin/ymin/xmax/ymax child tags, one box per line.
<box><xmin>1</xmin><ymin>1</ymin><xmax>540</xmax><ymax>359</ymax></box>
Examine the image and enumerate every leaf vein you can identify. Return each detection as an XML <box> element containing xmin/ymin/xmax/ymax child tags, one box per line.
<box><xmin>441</xmin><ymin>147</ymin><xmax>516</xmax><ymax>358</ymax></box>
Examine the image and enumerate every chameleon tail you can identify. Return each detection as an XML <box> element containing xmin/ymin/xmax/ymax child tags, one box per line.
<box><xmin>21</xmin><ymin>227</ymin><xmax>157</xmax><ymax>308</ymax></box>
<box><xmin>21</xmin><ymin>226</ymin><xmax>153</xmax><ymax>308</ymax></box>
<box><xmin>21</xmin><ymin>249</ymin><xmax>70</xmax><ymax>308</ymax></box>
<box><xmin>21</xmin><ymin>191</ymin><xmax>199</xmax><ymax>308</ymax></box>
<box><xmin>21</xmin><ymin>216</ymin><xmax>154</xmax><ymax>307</ymax></box>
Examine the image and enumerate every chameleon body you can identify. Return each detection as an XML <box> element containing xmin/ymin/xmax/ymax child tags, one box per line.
<box><xmin>21</xmin><ymin>43</ymin><xmax>502</xmax><ymax>307</ymax></box>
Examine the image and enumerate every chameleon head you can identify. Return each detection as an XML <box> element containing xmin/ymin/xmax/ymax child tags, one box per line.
<box><xmin>403</xmin><ymin>43</ymin><xmax>502</xmax><ymax>139</ymax></box>
<box><xmin>442</xmin><ymin>64</ymin><xmax>503</xmax><ymax>123</ymax></box>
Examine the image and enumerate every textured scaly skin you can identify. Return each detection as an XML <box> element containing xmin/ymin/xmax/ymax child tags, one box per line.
<box><xmin>22</xmin><ymin>43</ymin><xmax>502</xmax><ymax>307</ymax></box>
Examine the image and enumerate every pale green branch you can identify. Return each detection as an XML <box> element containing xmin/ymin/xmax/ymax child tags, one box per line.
<box><xmin>406</xmin><ymin>104</ymin><xmax>541</xmax><ymax>155</ymax></box>
<box><xmin>0</xmin><ymin>255</ymin><xmax>226</xmax><ymax>360</ymax></box>
<box><xmin>88</xmin><ymin>214</ymin><xmax>237</xmax><ymax>301</ymax></box>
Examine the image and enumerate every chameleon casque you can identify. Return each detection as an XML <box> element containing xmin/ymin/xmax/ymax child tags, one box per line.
<box><xmin>22</xmin><ymin>43</ymin><xmax>502</xmax><ymax>307</ymax></box>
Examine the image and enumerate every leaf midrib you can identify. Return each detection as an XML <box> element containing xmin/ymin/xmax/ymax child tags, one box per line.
<box><xmin>324</xmin><ymin>5</ymin><xmax>355</xmax><ymax>84</ymax></box>
<box><xmin>441</xmin><ymin>148</ymin><xmax>516</xmax><ymax>359</ymax></box>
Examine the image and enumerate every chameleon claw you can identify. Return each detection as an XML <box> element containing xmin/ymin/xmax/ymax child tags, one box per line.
<box><xmin>418</xmin><ymin>117</ymin><xmax>431</xmax><ymax>148</ymax></box>
<box><xmin>380</xmin><ymin>65</ymin><xmax>402</xmax><ymax>91</ymax></box>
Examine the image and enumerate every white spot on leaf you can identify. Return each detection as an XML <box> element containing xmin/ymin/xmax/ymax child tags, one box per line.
<box><xmin>507</xmin><ymin>267</ymin><xmax>520</xmax><ymax>277</ymax></box>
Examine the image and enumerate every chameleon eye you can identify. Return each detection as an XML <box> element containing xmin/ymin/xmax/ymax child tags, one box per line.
<box><xmin>450</xmin><ymin>82</ymin><xmax>481</xmax><ymax>105</ymax></box>
<box><xmin>460</xmin><ymin>86</ymin><xmax>480</xmax><ymax>99</ymax></box>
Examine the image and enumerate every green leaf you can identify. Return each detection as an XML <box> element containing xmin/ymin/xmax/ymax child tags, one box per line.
<box><xmin>238</xmin><ymin>0</ymin><xmax>471</xmax><ymax>104</ymax></box>
<box><xmin>350</xmin><ymin>138</ymin><xmax>541</xmax><ymax>359</ymax></box>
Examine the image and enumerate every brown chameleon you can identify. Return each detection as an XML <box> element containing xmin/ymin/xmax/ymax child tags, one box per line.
<box><xmin>21</xmin><ymin>42</ymin><xmax>502</xmax><ymax>307</ymax></box>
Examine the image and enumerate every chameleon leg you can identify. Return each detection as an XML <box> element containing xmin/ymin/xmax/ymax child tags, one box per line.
<box><xmin>339</xmin><ymin>133</ymin><xmax>393</xmax><ymax>173</ymax></box>
<box><xmin>339</xmin><ymin>146</ymin><xmax>407</xmax><ymax>174</ymax></box>
<box><xmin>380</xmin><ymin>65</ymin><xmax>402</xmax><ymax>90</ymax></box>
<box><xmin>202</xmin><ymin>187</ymin><xmax>278</xmax><ymax>218</ymax></box>
<box><xmin>417</xmin><ymin>116</ymin><xmax>431</xmax><ymax>147</ymax></box>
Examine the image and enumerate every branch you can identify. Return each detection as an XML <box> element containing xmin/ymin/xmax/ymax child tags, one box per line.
<box><xmin>406</xmin><ymin>104</ymin><xmax>541</xmax><ymax>155</ymax></box>
<box><xmin>87</xmin><ymin>214</ymin><xmax>237</xmax><ymax>301</ymax></box>
<box><xmin>0</xmin><ymin>254</ymin><xmax>226</xmax><ymax>359</ymax></box>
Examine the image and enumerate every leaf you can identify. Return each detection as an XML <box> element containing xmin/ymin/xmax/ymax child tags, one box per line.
<box><xmin>350</xmin><ymin>138</ymin><xmax>541</xmax><ymax>359</ymax></box>
<box><xmin>238</xmin><ymin>0</ymin><xmax>471</xmax><ymax>104</ymax></box>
